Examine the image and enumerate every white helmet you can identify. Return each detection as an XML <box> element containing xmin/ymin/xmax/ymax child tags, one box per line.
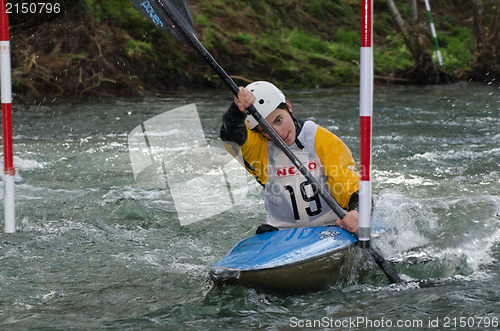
<box><xmin>244</xmin><ymin>81</ymin><xmax>286</xmax><ymax>129</ymax></box>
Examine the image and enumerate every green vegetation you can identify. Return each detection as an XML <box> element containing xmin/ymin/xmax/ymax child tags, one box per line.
<box><xmin>438</xmin><ymin>24</ymin><xmax>476</xmax><ymax>71</ymax></box>
<box><xmin>10</xmin><ymin>0</ymin><xmax>488</xmax><ymax>98</ymax></box>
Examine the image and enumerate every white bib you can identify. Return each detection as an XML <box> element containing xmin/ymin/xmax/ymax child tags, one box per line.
<box><xmin>264</xmin><ymin>121</ymin><xmax>338</xmax><ymax>228</ymax></box>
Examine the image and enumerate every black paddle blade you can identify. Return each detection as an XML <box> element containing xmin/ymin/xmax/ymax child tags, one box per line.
<box><xmin>130</xmin><ymin>0</ymin><xmax>195</xmax><ymax>44</ymax></box>
<box><xmin>368</xmin><ymin>247</ymin><xmax>403</xmax><ymax>284</ymax></box>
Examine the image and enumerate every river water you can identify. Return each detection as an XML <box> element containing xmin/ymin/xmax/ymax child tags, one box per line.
<box><xmin>0</xmin><ymin>83</ymin><xmax>499</xmax><ymax>329</ymax></box>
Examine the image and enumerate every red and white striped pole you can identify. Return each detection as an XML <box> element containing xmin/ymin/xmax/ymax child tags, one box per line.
<box><xmin>359</xmin><ymin>0</ymin><xmax>373</xmax><ymax>248</ymax></box>
<box><xmin>1</xmin><ymin>0</ymin><xmax>15</xmax><ymax>233</ymax></box>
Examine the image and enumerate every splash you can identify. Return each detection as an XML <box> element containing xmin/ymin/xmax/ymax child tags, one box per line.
<box><xmin>372</xmin><ymin>190</ymin><xmax>500</xmax><ymax>279</ymax></box>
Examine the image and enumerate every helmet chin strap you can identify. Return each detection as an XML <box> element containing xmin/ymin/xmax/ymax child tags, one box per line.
<box><xmin>291</xmin><ymin>115</ymin><xmax>305</xmax><ymax>149</ymax></box>
<box><xmin>283</xmin><ymin>101</ymin><xmax>304</xmax><ymax>148</ymax></box>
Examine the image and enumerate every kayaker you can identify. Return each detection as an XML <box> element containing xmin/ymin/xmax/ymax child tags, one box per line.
<box><xmin>220</xmin><ymin>81</ymin><xmax>360</xmax><ymax>234</ymax></box>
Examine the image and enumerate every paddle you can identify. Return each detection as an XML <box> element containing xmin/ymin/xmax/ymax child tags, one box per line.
<box><xmin>130</xmin><ymin>0</ymin><xmax>403</xmax><ymax>284</ymax></box>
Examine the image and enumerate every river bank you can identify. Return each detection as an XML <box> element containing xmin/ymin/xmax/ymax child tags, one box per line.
<box><xmin>9</xmin><ymin>0</ymin><xmax>499</xmax><ymax>103</ymax></box>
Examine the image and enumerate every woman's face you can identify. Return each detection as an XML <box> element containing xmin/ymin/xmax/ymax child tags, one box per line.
<box><xmin>256</xmin><ymin>101</ymin><xmax>296</xmax><ymax>146</ymax></box>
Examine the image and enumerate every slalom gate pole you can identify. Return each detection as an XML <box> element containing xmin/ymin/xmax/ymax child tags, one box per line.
<box><xmin>424</xmin><ymin>0</ymin><xmax>443</xmax><ymax>67</ymax></box>
<box><xmin>1</xmin><ymin>0</ymin><xmax>15</xmax><ymax>233</ymax></box>
<box><xmin>358</xmin><ymin>0</ymin><xmax>373</xmax><ymax>248</ymax></box>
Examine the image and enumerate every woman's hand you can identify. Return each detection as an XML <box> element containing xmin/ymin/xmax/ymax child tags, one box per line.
<box><xmin>336</xmin><ymin>210</ymin><xmax>359</xmax><ymax>233</ymax></box>
<box><xmin>234</xmin><ymin>87</ymin><xmax>256</xmax><ymax>114</ymax></box>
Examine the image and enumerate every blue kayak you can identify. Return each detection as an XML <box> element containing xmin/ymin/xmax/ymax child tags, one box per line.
<box><xmin>210</xmin><ymin>226</ymin><xmax>369</xmax><ymax>292</ymax></box>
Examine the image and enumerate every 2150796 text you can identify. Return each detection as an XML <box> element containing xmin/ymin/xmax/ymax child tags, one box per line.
<box><xmin>5</xmin><ymin>2</ymin><xmax>61</xmax><ymax>14</ymax></box>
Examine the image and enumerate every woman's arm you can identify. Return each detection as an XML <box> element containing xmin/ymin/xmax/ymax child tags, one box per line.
<box><xmin>220</xmin><ymin>101</ymin><xmax>247</xmax><ymax>146</ymax></box>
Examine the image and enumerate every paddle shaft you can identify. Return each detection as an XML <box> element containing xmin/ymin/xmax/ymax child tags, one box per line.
<box><xmin>156</xmin><ymin>0</ymin><xmax>348</xmax><ymax>220</ymax></box>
